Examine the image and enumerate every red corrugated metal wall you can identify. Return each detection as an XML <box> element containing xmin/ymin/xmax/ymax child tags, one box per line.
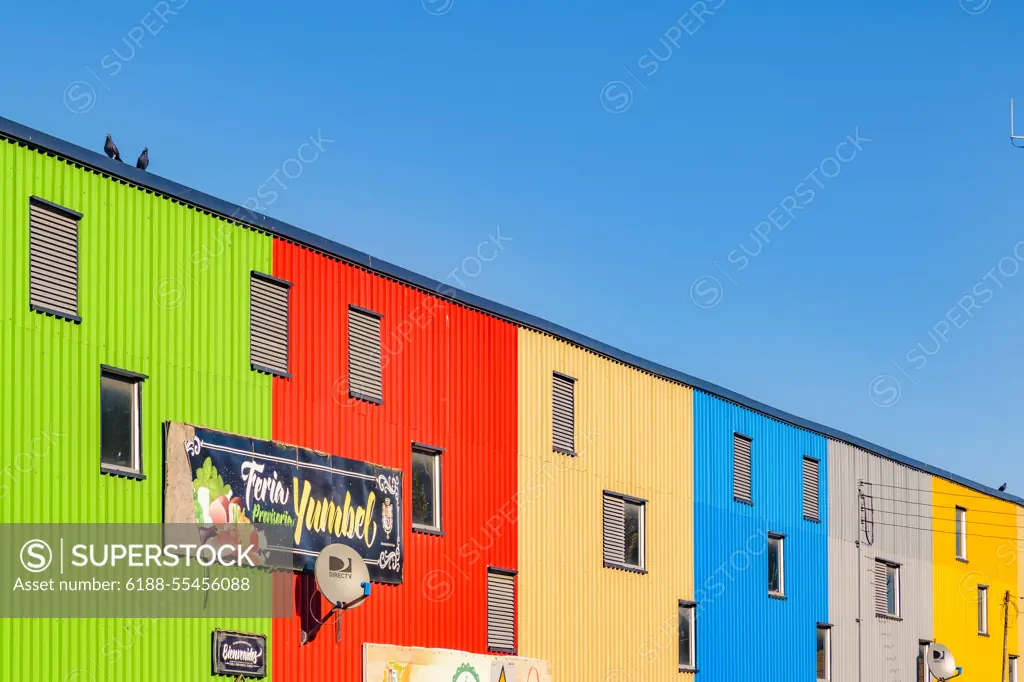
<box><xmin>271</xmin><ymin>240</ymin><xmax>519</xmax><ymax>681</ymax></box>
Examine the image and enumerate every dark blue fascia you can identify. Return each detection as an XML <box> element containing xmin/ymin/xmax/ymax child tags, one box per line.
<box><xmin>2</xmin><ymin>114</ymin><xmax>1018</xmax><ymax>507</ymax></box>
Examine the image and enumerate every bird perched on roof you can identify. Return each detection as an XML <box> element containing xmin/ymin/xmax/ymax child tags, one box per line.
<box><xmin>104</xmin><ymin>134</ymin><xmax>122</xmax><ymax>162</ymax></box>
<box><xmin>136</xmin><ymin>148</ymin><xmax>149</xmax><ymax>171</ymax></box>
<box><xmin>999</xmin><ymin>483</ymin><xmax>1007</xmax><ymax>492</ymax></box>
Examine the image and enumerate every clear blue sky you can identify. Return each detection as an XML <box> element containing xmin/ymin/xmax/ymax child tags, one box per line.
<box><xmin>3</xmin><ymin>0</ymin><xmax>1023</xmax><ymax>492</ymax></box>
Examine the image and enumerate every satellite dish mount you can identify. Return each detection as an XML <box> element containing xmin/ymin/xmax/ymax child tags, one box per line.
<box><xmin>300</xmin><ymin>543</ymin><xmax>372</xmax><ymax>646</ymax></box>
<box><xmin>1011</xmin><ymin>99</ymin><xmax>1024</xmax><ymax>148</ymax></box>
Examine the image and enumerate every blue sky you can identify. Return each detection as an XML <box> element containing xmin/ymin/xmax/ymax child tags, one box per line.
<box><xmin>3</xmin><ymin>0</ymin><xmax>1023</xmax><ymax>492</ymax></box>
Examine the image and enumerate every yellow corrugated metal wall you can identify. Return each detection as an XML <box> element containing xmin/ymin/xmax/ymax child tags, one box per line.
<box><xmin>932</xmin><ymin>477</ymin><xmax>1019</xmax><ymax>679</ymax></box>
<box><xmin>517</xmin><ymin>328</ymin><xmax>693</xmax><ymax>681</ymax></box>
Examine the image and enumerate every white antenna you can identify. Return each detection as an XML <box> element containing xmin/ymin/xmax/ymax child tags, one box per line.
<box><xmin>1012</xmin><ymin>99</ymin><xmax>1024</xmax><ymax>147</ymax></box>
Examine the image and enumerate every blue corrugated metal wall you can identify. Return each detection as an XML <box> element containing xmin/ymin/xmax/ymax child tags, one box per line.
<box><xmin>694</xmin><ymin>392</ymin><xmax>828</xmax><ymax>681</ymax></box>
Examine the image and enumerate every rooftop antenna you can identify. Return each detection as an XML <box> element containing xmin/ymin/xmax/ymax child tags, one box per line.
<box><xmin>1011</xmin><ymin>99</ymin><xmax>1024</xmax><ymax>148</ymax></box>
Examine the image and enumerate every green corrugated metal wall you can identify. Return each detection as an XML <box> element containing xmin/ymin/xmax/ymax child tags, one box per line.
<box><xmin>0</xmin><ymin>138</ymin><xmax>273</xmax><ymax>680</ymax></box>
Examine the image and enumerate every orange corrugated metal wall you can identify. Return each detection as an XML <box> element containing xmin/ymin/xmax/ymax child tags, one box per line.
<box><xmin>270</xmin><ymin>241</ymin><xmax>519</xmax><ymax>681</ymax></box>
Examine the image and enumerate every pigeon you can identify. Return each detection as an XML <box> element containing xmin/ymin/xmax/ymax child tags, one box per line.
<box><xmin>136</xmin><ymin>148</ymin><xmax>149</xmax><ymax>171</ymax></box>
<box><xmin>999</xmin><ymin>483</ymin><xmax>1007</xmax><ymax>492</ymax></box>
<box><xmin>104</xmin><ymin>134</ymin><xmax>122</xmax><ymax>162</ymax></box>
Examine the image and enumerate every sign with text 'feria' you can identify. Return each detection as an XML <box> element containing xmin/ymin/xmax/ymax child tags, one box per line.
<box><xmin>164</xmin><ymin>422</ymin><xmax>403</xmax><ymax>584</ymax></box>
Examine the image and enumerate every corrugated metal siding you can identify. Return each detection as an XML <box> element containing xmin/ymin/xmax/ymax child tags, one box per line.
<box><xmin>0</xmin><ymin>139</ymin><xmax>273</xmax><ymax>679</ymax></box>
<box><xmin>270</xmin><ymin>241</ymin><xmax>519</xmax><ymax>681</ymax></box>
<box><xmin>517</xmin><ymin>329</ymin><xmax>694</xmax><ymax>682</ymax></box>
<box><xmin>693</xmin><ymin>392</ymin><xmax>827</xmax><ymax>682</ymax></box>
<box><xmin>827</xmin><ymin>440</ymin><xmax>933</xmax><ymax>682</ymax></box>
<box><xmin>932</xmin><ymin>477</ymin><xmax>1019</xmax><ymax>680</ymax></box>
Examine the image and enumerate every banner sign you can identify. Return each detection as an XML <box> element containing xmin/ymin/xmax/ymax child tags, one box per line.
<box><xmin>164</xmin><ymin>422</ymin><xmax>403</xmax><ymax>584</ymax></box>
<box><xmin>212</xmin><ymin>630</ymin><xmax>267</xmax><ymax>678</ymax></box>
<box><xmin>363</xmin><ymin>644</ymin><xmax>553</xmax><ymax>682</ymax></box>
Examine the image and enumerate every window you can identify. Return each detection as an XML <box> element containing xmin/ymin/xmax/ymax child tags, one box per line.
<box><xmin>1010</xmin><ymin>655</ymin><xmax>1018</xmax><ymax>682</ymax></box>
<box><xmin>348</xmin><ymin>306</ymin><xmax>383</xmax><ymax>403</ymax></box>
<box><xmin>487</xmin><ymin>568</ymin><xmax>516</xmax><ymax>653</ymax></box>
<box><xmin>816</xmin><ymin>624</ymin><xmax>831</xmax><ymax>682</ymax></box>
<box><xmin>602</xmin><ymin>491</ymin><xmax>646</xmax><ymax>571</ymax></box>
<box><xmin>249</xmin><ymin>272</ymin><xmax>291</xmax><ymax>377</ymax></box>
<box><xmin>679</xmin><ymin>601</ymin><xmax>697</xmax><ymax>672</ymax></box>
<box><xmin>552</xmin><ymin>372</ymin><xmax>575</xmax><ymax>455</ymax></box>
<box><xmin>874</xmin><ymin>560</ymin><xmax>900</xmax><ymax>618</ymax></box>
<box><xmin>803</xmin><ymin>457</ymin><xmax>820</xmax><ymax>522</ymax></box>
<box><xmin>955</xmin><ymin>506</ymin><xmax>967</xmax><ymax>560</ymax></box>
<box><xmin>978</xmin><ymin>585</ymin><xmax>988</xmax><ymax>635</ymax></box>
<box><xmin>29</xmin><ymin>196</ymin><xmax>81</xmax><ymax>322</ymax></box>
<box><xmin>918</xmin><ymin>641</ymin><xmax>934</xmax><ymax>682</ymax></box>
<box><xmin>100</xmin><ymin>367</ymin><xmax>145</xmax><ymax>477</ymax></box>
<box><xmin>768</xmin><ymin>533</ymin><xmax>785</xmax><ymax>596</ymax></box>
<box><xmin>733</xmin><ymin>433</ymin><xmax>752</xmax><ymax>504</ymax></box>
<box><xmin>411</xmin><ymin>445</ymin><xmax>442</xmax><ymax>533</ymax></box>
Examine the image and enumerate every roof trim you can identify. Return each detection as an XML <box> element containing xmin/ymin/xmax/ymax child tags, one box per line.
<box><xmin>3</xmin><ymin>115</ymin><xmax>1019</xmax><ymax>507</ymax></box>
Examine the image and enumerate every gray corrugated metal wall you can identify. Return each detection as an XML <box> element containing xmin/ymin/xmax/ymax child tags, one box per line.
<box><xmin>828</xmin><ymin>439</ymin><xmax>933</xmax><ymax>682</ymax></box>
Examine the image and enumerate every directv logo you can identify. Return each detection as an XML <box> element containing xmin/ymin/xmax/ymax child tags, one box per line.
<box><xmin>328</xmin><ymin>556</ymin><xmax>353</xmax><ymax>579</ymax></box>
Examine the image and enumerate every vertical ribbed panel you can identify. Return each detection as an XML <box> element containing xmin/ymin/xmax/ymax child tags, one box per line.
<box><xmin>270</xmin><ymin>242</ymin><xmax>519</xmax><ymax>681</ymax></box>
<box><xmin>693</xmin><ymin>392</ymin><xmax>828</xmax><ymax>682</ymax></box>
<box><xmin>487</xmin><ymin>570</ymin><xmax>516</xmax><ymax>652</ymax></box>
<box><xmin>0</xmin><ymin>139</ymin><xmax>273</xmax><ymax>680</ymax></box>
<box><xmin>29</xmin><ymin>199</ymin><xmax>79</xmax><ymax>316</ymax></box>
<box><xmin>249</xmin><ymin>273</ymin><xmax>290</xmax><ymax>374</ymax></box>
<box><xmin>733</xmin><ymin>433</ymin><xmax>752</xmax><ymax>503</ymax></box>
<box><xmin>803</xmin><ymin>457</ymin><xmax>819</xmax><ymax>521</ymax></box>
<box><xmin>551</xmin><ymin>372</ymin><xmax>574</xmax><ymax>453</ymax></box>
<box><xmin>517</xmin><ymin>328</ymin><xmax>694</xmax><ymax>682</ymax></box>
<box><xmin>347</xmin><ymin>306</ymin><xmax>382</xmax><ymax>401</ymax></box>
<box><xmin>932</xmin><ymin>477</ymin><xmax>1019</xmax><ymax>680</ymax></box>
<box><xmin>827</xmin><ymin>440</ymin><xmax>933</xmax><ymax>682</ymax></box>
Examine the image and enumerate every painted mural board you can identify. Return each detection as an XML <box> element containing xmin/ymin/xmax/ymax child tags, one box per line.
<box><xmin>363</xmin><ymin>644</ymin><xmax>552</xmax><ymax>682</ymax></box>
<box><xmin>164</xmin><ymin>422</ymin><xmax>403</xmax><ymax>584</ymax></box>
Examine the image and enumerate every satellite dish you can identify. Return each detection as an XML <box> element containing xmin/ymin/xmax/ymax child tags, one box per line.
<box><xmin>314</xmin><ymin>543</ymin><xmax>371</xmax><ymax>609</ymax></box>
<box><xmin>928</xmin><ymin>643</ymin><xmax>961</xmax><ymax>681</ymax></box>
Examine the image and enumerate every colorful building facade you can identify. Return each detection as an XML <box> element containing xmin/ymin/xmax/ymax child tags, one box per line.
<box><xmin>1</xmin><ymin>116</ymin><xmax>1022</xmax><ymax>681</ymax></box>
<box><xmin>693</xmin><ymin>393</ymin><xmax>829</xmax><ymax>682</ymax></box>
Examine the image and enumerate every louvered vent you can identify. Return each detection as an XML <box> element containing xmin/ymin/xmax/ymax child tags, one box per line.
<box><xmin>487</xmin><ymin>569</ymin><xmax>516</xmax><ymax>653</ymax></box>
<box><xmin>803</xmin><ymin>457</ymin><xmax>820</xmax><ymax>521</ymax></box>
<box><xmin>249</xmin><ymin>273</ymin><xmax>290</xmax><ymax>376</ymax></box>
<box><xmin>348</xmin><ymin>306</ymin><xmax>383</xmax><ymax>402</ymax></box>
<box><xmin>552</xmin><ymin>372</ymin><xmax>575</xmax><ymax>454</ymax></box>
<box><xmin>874</xmin><ymin>560</ymin><xmax>888</xmax><ymax>615</ymax></box>
<box><xmin>603</xmin><ymin>492</ymin><xmax>625</xmax><ymax>565</ymax></box>
<box><xmin>733</xmin><ymin>433</ymin><xmax>752</xmax><ymax>504</ymax></box>
<box><xmin>29</xmin><ymin>198</ymin><xmax>80</xmax><ymax>319</ymax></box>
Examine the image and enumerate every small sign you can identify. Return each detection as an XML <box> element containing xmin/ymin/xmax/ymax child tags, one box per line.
<box><xmin>212</xmin><ymin>630</ymin><xmax>267</xmax><ymax>678</ymax></box>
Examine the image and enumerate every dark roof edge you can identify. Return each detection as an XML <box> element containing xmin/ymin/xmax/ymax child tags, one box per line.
<box><xmin>3</xmin><ymin>115</ymin><xmax>1019</xmax><ymax>507</ymax></box>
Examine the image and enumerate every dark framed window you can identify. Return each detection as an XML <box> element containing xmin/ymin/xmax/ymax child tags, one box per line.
<box><xmin>679</xmin><ymin>601</ymin><xmax>697</xmax><ymax>672</ymax></box>
<box><xmin>817</xmin><ymin>624</ymin><xmax>831</xmax><ymax>681</ymax></box>
<box><xmin>874</xmin><ymin>559</ymin><xmax>900</xmax><ymax>618</ymax></box>
<box><xmin>978</xmin><ymin>585</ymin><xmax>988</xmax><ymax>635</ymax></box>
<box><xmin>955</xmin><ymin>506</ymin><xmax>967</xmax><ymax>560</ymax></box>
<box><xmin>100</xmin><ymin>366</ymin><xmax>146</xmax><ymax>478</ymax></box>
<box><xmin>768</xmin><ymin>533</ymin><xmax>785</xmax><ymax>597</ymax></box>
<box><xmin>603</xmin><ymin>491</ymin><xmax>646</xmax><ymax>572</ymax></box>
<box><xmin>411</xmin><ymin>444</ymin><xmax>442</xmax><ymax>533</ymax></box>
